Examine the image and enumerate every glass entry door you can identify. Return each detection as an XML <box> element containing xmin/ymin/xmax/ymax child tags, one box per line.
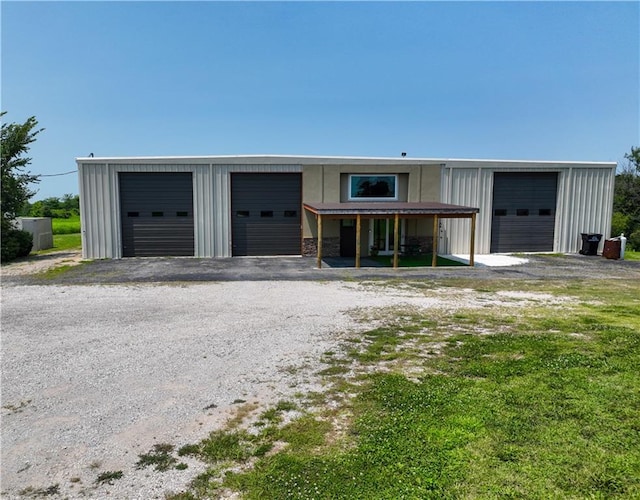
<box><xmin>370</xmin><ymin>219</ymin><xmax>404</xmax><ymax>255</ymax></box>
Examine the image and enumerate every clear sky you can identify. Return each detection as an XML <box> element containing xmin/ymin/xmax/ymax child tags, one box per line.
<box><xmin>2</xmin><ymin>1</ymin><xmax>638</xmax><ymax>199</ymax></box>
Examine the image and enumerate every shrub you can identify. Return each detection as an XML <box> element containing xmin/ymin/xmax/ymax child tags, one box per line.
<box><xmin>1</xmin><ymin>228</ymin><xmax>33</xmax><ymax>262</ymax></box>
<box><xmin>628</xmin><ymin>229</ymin><xmax>640</xmax><ymax>251</ymax></box>
<box><xmin>611</xmin><ymin>212</ymin><xmax>631</xmax><ymax>237</ymax></box>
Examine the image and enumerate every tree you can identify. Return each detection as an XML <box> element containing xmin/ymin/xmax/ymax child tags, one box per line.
<box><xmin>612</xmin><ymin>146</ymin><xmax>640</xmax><ymax>250</ymax></box>
<box><xmin>22</xmin><ymin>194</ymin><xmax>80</xmax><ymax>218</ymax></box>
<box><xmin>625</xmin><ymin>146</ymin><xmax>640</xmax><ymax>174</ymax></box>
<box><xmin>1</xmin><ymin>112</ymin><xmax>44</xmax><ymax>261</ymax></box>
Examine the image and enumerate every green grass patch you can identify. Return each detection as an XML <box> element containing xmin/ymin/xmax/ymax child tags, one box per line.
<box><xmin>52</xmin><ymin>233</ymin><xmax>81</xmax><ymax>250</ymax></box>
<box><xmin>370</xmin><ymin>253</ymin><xmax>467</xmax><ymax>267</ymax></box>
<box><xmin>95</xmin><ymin>470</ymin><xmax>123</xmax><ymax>484</ymax></box>
<box><xmin>34</xmin><ymin>263</ymin><xmax>85</xmax><ymax>279</ymax></box>
<box><xmin>52</xmin><ymin>215</ymin><xmax>81</xmax><ymax>234</ymax></box>
<box><xmin>32</xmin><ymin>233</ymin><xmax>81</xmax><ymax>254</ymax></box>
<box><xmin>624</xmin><ymin>250</ymin><xmax>640</xmax><ymax>261</ymax></box>
<box><xmin>136</xmin><ymin>443</ymin><xmax>178</xmax><ymax>472</ymax></box>
<box><xmin>181</xmin><ymin>279</ymin><xmax>640</xmax><ymax>499</ymax></box>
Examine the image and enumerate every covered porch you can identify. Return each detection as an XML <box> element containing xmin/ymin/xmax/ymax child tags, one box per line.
<box><xmin>303</xmin><ymin>202</ymin><xmax>480</xmax><ymax>269</ymax></box>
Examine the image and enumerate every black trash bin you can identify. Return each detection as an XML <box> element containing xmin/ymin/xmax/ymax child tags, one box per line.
<box><xmin>579</xmin><ymin>233</ymin><xmax>602</xmax><ymax>255</ymax></box>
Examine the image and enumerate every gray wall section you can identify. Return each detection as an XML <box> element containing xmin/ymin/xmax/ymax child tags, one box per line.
<box><xmin>440</xmin><ymin>162</ymin><xmax>616</xmax><ymax>254</ymax></box>
<box><xmin>78</xmin><ymin>162</ymin><xmax>301</xmax><ymax>259</ymax></box>
<box><xmin>78</xmin><ymin>158</ymin><xmax>615</xmax><ymax>258</ymax></box>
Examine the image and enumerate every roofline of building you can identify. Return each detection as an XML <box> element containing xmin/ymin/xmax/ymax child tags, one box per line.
<box><xmin>75</xmin><ymin>154</ymin><xmax>617</xmax><ymax>167</ymax></box>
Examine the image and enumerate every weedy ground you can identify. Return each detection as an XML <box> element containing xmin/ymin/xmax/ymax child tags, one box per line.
<box><xmin>162</xmin><ymin>278</ymin><xmax>639</xmax><ymax>499</ymax></box>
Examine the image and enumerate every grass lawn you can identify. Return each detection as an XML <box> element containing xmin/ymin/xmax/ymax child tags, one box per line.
<box><xmin>52</xmin><ymin>215</ymin><xmax>81</xmax><ymax>234</ymax></box>
<box><xmin>52</xmin><ymin>233</ymin><xmax>81</xmax><ymax>251</ymax></box>
<box><xmin>370</xmin><ymin>253</ymin><xmax>467</xmax><ymax>267</ymax></box>
<box><xmin>624</xmin><ymin>250</ymin><xmax>640</xmax><ymax>261</ymax></box>
<box><xmin>33</xmin><ymin>233</ymin><xmax>81</xmax><ymax>254</ymax></box>
<box><xmin>166</xmin><ymin>279</ymin><xmax>640</xmax><ymax>499</ymax></box>
<box><xmin>29</xmin><ymin>217</ymin><xmax>81</xmax><ymax>255</ymax></box>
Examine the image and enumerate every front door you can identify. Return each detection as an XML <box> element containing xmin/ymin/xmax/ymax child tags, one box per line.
<box><xmin>370</xmin><ymin>219</ymin><xmax>404</xmax><ymax>255</ymax></box>
<box><xmin>340</xmin><ymin>220</ymin><xmax>356</xmax><ymax>257</ymax></box>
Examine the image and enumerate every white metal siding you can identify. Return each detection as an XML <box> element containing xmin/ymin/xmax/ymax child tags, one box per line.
<box><xmin>78</xmin><ymin>163</ymin><xmax>120</xmax><ymax>259</ymax></box>
<box><xmin>555</xmin><ymin>168</ymin><xmax>615</xmax><ymax>253</ymax></box>
<box><xmin>79</xmin><ymin>162</ymin><xmax>301</xmax><ymax>259</ymax></box>
<box><xmin>440</xmin><ymin>167</ymin><xmax>493</xmax><ymax>254</ymax></box>
<box><xmin>441</xmin><ymin>163</ymin><xmax>615</xmax><ymax>255</ymax></box>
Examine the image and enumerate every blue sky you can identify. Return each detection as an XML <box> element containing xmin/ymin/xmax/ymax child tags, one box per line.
<box><xmin>2</xmin><ymin>1</ymin><xmax>638</xmax><ymax>199</ymax></box>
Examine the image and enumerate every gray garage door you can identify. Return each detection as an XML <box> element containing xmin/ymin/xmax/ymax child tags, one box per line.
<box><xmin>231</xmin><ymin>173</ymin><xmax>301</xmax><ymax>256</ymax></box>
<box><xmin>119</xmin><ymin>172</ymin><xmax>194</xmax><ymax>257</ymax></box>
<box><xmin>491</xmin><ymin>172</ymin><xmax>558</xmax><ymax>253</ymax></box>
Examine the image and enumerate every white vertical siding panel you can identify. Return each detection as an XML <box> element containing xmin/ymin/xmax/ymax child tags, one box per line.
<box><xmin>441</xmin><ymin>168</ymin><xmax>493</xmax><ymax>254</ymax></box>
<box><xmin>553</xmin><ymin>170</ymin><xmax>570</xmax><ymax>252</ymax></box>
<box><xmin>78</xmin><ymin>163</ymin><xmax>119</xmax><ymax>259</ymax></box>
<box><xmin>193</xmin><ymin>166</ymin><xmax>214</xmax><ymax>257</ymax></box>
<box><xmin>555</xmin><ymin>168</ymin><xmax>614</xmax><ymax>253</ymax></box>
<box><xmin>213</xmin><ymin>165</ymin><xmax>231</xmax><ymax>257</ymax></box>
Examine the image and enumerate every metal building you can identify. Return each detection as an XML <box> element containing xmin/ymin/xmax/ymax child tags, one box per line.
<box><xmin>77</xmin><ymin>155</ymin><xmax>615</xmax><ymax>260</ymax></box>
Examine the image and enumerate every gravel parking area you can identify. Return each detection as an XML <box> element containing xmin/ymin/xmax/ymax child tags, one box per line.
<box><xmin>1</xmin><ymin>254</ymin><xmax>638</xmax><ymax>498</ymax></box>
<box><xmin>1</xmin><ymin>279</ymin><xmax>480</xmax><ymax>499</ymax></box>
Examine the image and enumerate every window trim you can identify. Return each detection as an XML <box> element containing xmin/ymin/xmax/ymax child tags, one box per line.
<box><xmin>348</xmin><ymin>174</ymin><xmax>398</xmax><ymax>201</ymax></box>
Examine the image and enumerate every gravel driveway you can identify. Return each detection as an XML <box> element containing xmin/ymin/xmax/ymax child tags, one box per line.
<box><xmin>1</xmin><ymin>254</ymin><xmax>638</xmax><ymax>498</ymax></box>
<box><xmin>2</xmin><ymin>279</ymin><xmax>467</xmax><ymax>499</ymax></box>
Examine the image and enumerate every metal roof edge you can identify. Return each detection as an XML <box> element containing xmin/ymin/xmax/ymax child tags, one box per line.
<box><xmin>74</xmin><ymin>154</ymin><xmax>617</xmax><ymax>167</ymax></box>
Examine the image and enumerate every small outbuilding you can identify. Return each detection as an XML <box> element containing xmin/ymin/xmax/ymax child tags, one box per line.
<box><xmin>16</xmin><ymin>217</ymin><xmax>54</xmax><ymax>251</ymax></box>
<box><xmin>76</xmin><ymin>155</ymin><xmax>615</xmax><ymax>261</ymax></box>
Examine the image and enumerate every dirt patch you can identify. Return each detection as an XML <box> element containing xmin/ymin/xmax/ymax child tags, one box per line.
<box><xmin>1</xmin><ymin>250</ymin><xmax>83</xmax><ymax>277</ymax></box>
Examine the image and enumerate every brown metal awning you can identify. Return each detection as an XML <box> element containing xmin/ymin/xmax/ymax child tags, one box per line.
<box><xmin>303</xmin><ymin>201</ymin><xmax>478</xmax><ymax>217</ymax></box>
<box><xmin>303</xmin><ymin>202</ymin><xmax>479</xmax><ymax>269</ymax></box>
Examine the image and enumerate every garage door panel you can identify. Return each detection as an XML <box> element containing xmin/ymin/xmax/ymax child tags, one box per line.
<box><xmin>491</xmin><ymin>172</ymin><xmax>558</xmax><ymax>253</ymax></box>
<box><xmin>231</xmin><ymin>174</ymin><xmax>301</xmax><ymax>256</ymax></box>
<box><xmin>119</xmin><ymin>172</ymin><xmax>194</xmax><ymax>257</ymax></box>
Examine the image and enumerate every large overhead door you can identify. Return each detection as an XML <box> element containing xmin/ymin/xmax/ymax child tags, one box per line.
<box><xmin>231</xmin><ymin>173</ymin><xmax>301</xmax><ymax>256</ymax></box>
<box><xmin>119</xmin><ymin>172</ymin><xmax>194</xmax><ymax>257</ymax></box>
<box><xmin>491</xmin><ymin>172</ymin><xmax>558</xmax><ymax>253</ymax></box>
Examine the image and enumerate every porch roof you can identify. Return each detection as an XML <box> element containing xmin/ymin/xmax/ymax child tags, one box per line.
<box><xmin>303</xmin><ymin>201</ymin><xmax>479</xmax><ymax>218</ymax></box>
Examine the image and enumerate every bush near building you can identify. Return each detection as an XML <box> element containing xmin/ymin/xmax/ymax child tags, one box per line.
<box><xmin>1</xmin><ymin>112</ymin><xmax>43</xmax><ymax>262</ymax></box>
<box><xmin>613</xmin><ymin>147</ymin><xmax>640</xmax><ymax>250</ymax></box>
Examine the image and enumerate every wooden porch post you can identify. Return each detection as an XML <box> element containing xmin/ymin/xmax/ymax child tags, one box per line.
<box><xmin>355</xmin><ymin>214</ymin><xmax>361</xmax><ymax>269</ymax></box>
<box><xmin>317</xmin><ymin>214</ymin><xmax>323</xmax><ymax>269</ymax></box>
<box><xmin>432</xmin><ymin>215</ymin><xmax>439</xmax><ymax>267</ymax></box>
<box><xmin>393</xmin><ymin>213</ymin><xmax>399</xmax><ymax>269</ymax></box>
<box><xmin>470</xmin><ymin>213</ymin><xmax>476</xmax><ymax>267</ymax></box>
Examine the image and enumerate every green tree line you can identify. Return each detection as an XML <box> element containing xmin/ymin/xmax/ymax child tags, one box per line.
<box><xmin>21</xmin><ymin>194</ymin><xmax>79</xmax><ymax>219</ymax></box>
